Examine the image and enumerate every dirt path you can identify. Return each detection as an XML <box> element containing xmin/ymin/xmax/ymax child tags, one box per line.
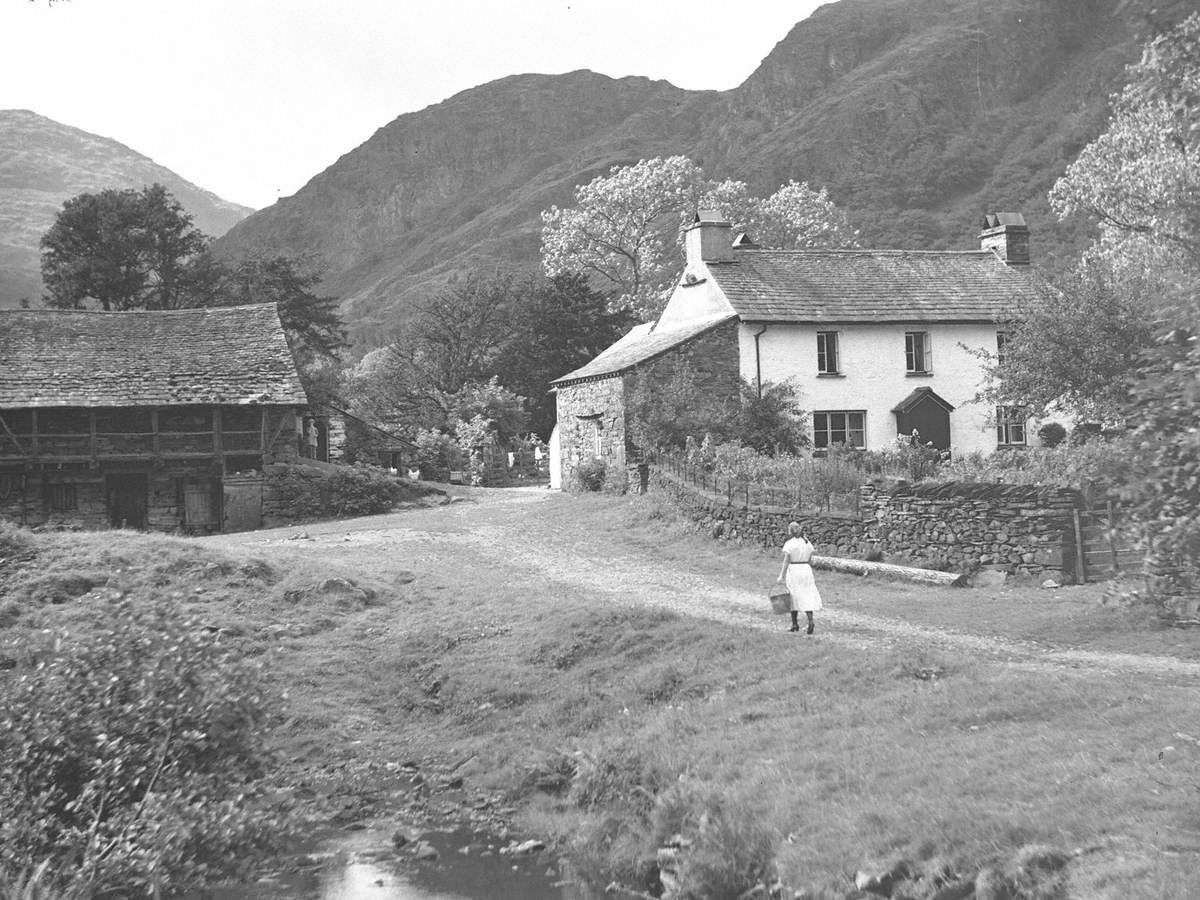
<box><xmin>209</xmin><ymin>487</ymin><xmax>1200</xmax><ymax>683</ymax></box>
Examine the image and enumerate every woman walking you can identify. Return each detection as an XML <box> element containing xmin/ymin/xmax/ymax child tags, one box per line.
<box><xmin>776</xmin><ymin>521</ymin><xmax>822</xmax><ymax>634</ymax></box>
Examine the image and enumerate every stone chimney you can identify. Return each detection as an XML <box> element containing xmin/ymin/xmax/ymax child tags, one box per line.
<box><xmin>685</xmin><ymin>209</ymin><xmax>733</xmax><ymax>264</ymax></box>
<box><xmin>979</xmin><ymin>212</ymin><xmax>1030</xmax><ymax>266</ymax></box>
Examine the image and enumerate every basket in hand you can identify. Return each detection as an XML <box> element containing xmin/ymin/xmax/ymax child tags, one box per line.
<box><xmin>767</xmin><ymin>583</ymin><xmax>792</xmax><ymax>614</ymax></box>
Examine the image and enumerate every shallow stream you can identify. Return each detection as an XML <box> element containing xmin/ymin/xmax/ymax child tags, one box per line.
<box><xmin>211</xmin><ymin>826</ymin><xmax>578</xmax><ymax>900</ymax></box>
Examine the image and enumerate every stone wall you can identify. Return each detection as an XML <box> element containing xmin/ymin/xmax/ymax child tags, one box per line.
<box><xmin>650</xmin><ymin>468</ymin><xmax>866</xmax><ymax>555</ymax></box>
<box><xmin>862</xmin><ymin>479</ymin><xmax>1080</xmax><ymax>580</ymax></box>
<box><xmin>650</xmin><ymin>466</ymin><xmax>1083</xmax><ymax>582</ymax></box>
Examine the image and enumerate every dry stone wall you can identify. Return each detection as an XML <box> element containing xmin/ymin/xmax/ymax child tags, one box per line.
<box><xmin>861</xmin><ymin>480</ymin><xmax>1080</xmax><ymax>580</ymax></box>
<box><xmin>650</xmin><ymin>468</ymin><xmax>865</xmax><ymax>555</ymax></box>
<box><xmin>650</xmin><ymin>467</ymin><xmax>1083</xmax><ymax>582</ymax></box>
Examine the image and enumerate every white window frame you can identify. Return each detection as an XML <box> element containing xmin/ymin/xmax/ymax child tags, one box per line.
<box><xmin>996</xmin><ymin>406</ymin><xmax>1027</xmax><ymax>447</ymax></box>
<box><xmin>905</xmin><ymin>331</ymin><xmax>932</xmax><ymax>374</ymax></box>
<box><xmin>813</xmin><ymin>411</ymin><xmax>866</xmax><ymax>449</ymax></box>
<box><xmin>816</xmin><ymin>331</ymin><xmax>841</xmax><ymax>375</ymax></box>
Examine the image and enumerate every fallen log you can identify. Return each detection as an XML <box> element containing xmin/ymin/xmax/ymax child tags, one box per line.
<box><xmin>810</xmin><ymin>555</ymin><xmax>967</xmax><ymax>587</ymax></box>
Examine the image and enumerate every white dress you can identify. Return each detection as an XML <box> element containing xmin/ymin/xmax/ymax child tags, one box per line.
<box><xmin>782</xmin><ymin>536</ymin><xmax>823</xmax><ymax>612</ymax></box>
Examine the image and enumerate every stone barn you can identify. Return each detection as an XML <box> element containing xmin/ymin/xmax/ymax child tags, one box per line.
<box><xmin>0</xmin><ymin>303</ymin><xmax>309</xmax><ymax>533</ymax></box>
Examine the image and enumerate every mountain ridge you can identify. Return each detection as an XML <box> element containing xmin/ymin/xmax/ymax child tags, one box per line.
<box><xmin>214</xmin><ymin>0</ymin><xmax>1158</xmax><ymax>346</ymax></box>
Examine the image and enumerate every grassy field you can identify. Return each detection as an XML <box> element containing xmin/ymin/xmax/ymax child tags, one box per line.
<box><xmin>2</xmin><ymin>490</ymin><xmax>1198</xmax><ymax>899</ymax></box>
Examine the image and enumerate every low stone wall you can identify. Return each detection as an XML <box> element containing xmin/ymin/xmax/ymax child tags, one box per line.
<box><xmin>650</xmin><ymin>468</ymin><xmax>866</xmax><ymax>556</ymax></box>
<box><xmin>650</xmin><ymin>466</ymin><xmax>1084</xmax><ymax>582</ymax></box>
<box><xmin>861</xmin><ymin>480</ymin><xmax>1081</xmax><ymax>580</ymax></box>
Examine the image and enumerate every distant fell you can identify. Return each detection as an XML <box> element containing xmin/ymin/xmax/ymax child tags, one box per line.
<box><xmin>0</xmin><ymin>109</ymin><xmax>253</xmax><ymax>308</ymax></box>
<box><xmin>214</xmin><ymin>0</ymin><xmax>1174</xmax><ymax>344</ymax></box>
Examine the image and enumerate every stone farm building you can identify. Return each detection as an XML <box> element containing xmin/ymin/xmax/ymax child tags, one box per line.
<box><xmin>551</xmin><ymin>212</ymin><xmax>1037</xmax><ymax>488</ymax></box>
<box><xmin>0</xmin><ymin>304</ymin><xmax>308</xmax><ymax>533</ymax></box>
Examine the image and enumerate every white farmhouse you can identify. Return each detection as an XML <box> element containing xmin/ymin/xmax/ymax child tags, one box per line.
<box><xmin>551</xmin><ymin>211</ymin><xmax>1036</xmax><ymax>489</ymax></box>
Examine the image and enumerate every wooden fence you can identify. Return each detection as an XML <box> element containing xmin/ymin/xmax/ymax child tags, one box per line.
<box><xmin>651</xmin><ymin>449</ymin><xmax>860</xmax><ymax>516</ymax></box>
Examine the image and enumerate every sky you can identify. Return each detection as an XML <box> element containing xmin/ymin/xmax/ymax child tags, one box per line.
<box><xmin>1</xmin><ymin>0</ymin><xmax>828</xmax><ymax>211</ymax></box>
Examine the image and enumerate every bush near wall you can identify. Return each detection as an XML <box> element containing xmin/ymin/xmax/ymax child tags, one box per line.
<box><xmin>265</xmin><ymin>462</ymin><xmax>429</xmax><ymax>520</ymax></box>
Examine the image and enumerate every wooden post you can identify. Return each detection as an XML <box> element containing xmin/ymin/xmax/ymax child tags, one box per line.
<box><xmin>1072</xmin><ymin>508</ymin><xmax>1087</xmax><ymax>584</ymax></box>
<box><xmin>151</xmin><ymin>408</ymin><xmax>160</xmax><ymax>457</ymax></box>
<box><xmin>212</xmin><ymin>407</ymin><xmax>224</xmax><ymax>473</ymax></box>
<box><xmin>743</xmin><ymin>482</ymin><xmax>750</xmax><ymax>508</ymax></box>
<box><xmin>88</xmin><ymin>410</ymin><xmax>97</xmax><ymax>460</ymax></box>
<box><xmin>1107</xmin><ymin>500</ymin><xmax>1119</xmax><ymax>572</ymax></box>
<box><xmin>261</xmin><ymin>407</ymin><xmax>269</xmax><ymax>452</ymax></box>
<box><xmin>30</xmin><ymin>409</ymin><xmax>38</xmax><ymax>457</ymax></box>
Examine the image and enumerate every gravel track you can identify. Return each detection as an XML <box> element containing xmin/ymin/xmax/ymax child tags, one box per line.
<box><xmin>211</xmin><ymin>486</ymin><xmax>1200</xmax><ymax>683</ymax></box>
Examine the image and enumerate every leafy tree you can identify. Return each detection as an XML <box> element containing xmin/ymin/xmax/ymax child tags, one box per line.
<box><xmin>1049</xmin><ymin>12</ymin><xmax>1200</xmax><ymax>273</ymax></box>
<box><xmin>737</xmin><ymin>380</ymin><xmax>809</xmax><ymax>456</ymax></box>
<box><xmin>40</xmin><ymin>184</ymin><xmax>210</xmax><ymax>311</ymax></box>
<box><xmin>497</xmin><ymin>273</ymin><xmax>634</xmax><ymax>439</ymax></box>
<box><xmin>541</xmin><ymin>156</ymin><xmax>856</xmax><ymax>318</ymax></box>
<box><xmin>445</xmin><ymin>376</ymin><xmax>530</xmax><ymax>444</ymax></box>
<box><xmin>975</xmin><ymin>263</ymin><xmax>1156</xmax><ymax>421</ymax></box>
<box><xmin>1043</xmin><ymin>13</ymin><xmax>1200</xmax><ymax>602</ymax></box>
<box><xmin>208</xmin><ymin>254</ymin><xmax>347</xmax><ymax>367</ymax></box>
<box><xmin>349</xmin><ymin>271</ymin><xmax>630</xmax><ymax>441</ymax></box>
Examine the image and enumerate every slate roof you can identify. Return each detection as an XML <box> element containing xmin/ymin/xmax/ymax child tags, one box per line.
<box><xmin>708</xmin><ymin>249</ymin><xmax>1034</xmax><ymax>323</ymax></box>
<box><xmin>0</xmin><ymin>304</ymin><xmax>309</xmax><ymax>408</ymax></box>
<box><xmin>552</xmin><ymin>313</ymin><xmax>736</xmax><ymax>386</ymax></box>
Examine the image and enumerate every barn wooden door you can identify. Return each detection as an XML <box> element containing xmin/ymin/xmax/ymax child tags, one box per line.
<box><xmin>222</xmin><ymin>476</ymin><xmax>262</xmax><ymax>532</ymax></box>
<box><xmin>106</xmin><ymin>473</ymin><xmax>148</xmax><ymax>530</ymax></box>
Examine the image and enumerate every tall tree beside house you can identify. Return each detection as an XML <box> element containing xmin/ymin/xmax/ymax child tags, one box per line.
<box><xmin>497</xmin><ymin>273</ymin><xmax>634</xmax><ymax>439</ymax></box>
<box><xmin>975</xmin><ymin>263</ymin><xmax>1157</xmax><ymax>422</ymax></box>
<box><xmin>1001</xmin><ymin>13</ymin><xmax>1200</xmax><ymax>603</ymax></box>
<box><xmin>205</xmin><ymin>254</ymin><xmax>347</xmax><ymax>368</ymax></box>
<box><xmin>350</xmin><ymin>271</ymin><xmax>630</xmax><ymax>442</ymax></box>
<box><xmin>40</xmin><ymin>184</ymin><xmax>210</xmax><ymax>311</ymax></box>
<box><xmin>541</xmin><ymin>156</ymin><xmax>857</xmax><ymax>319</ymax></box>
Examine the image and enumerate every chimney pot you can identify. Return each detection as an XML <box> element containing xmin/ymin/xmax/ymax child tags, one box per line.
<box><xmin>979</xmin><ymin>212</ymin><xmax>1030</xmax><ymax>266</ymax></box>
<box><xmin>685</xmin><ymin>209</ymin><xmax>733</xmax><ymax>263</ymax></box>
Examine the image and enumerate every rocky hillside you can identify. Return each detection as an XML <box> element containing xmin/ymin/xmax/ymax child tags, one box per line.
<box><xmin>215</xmin><ymin>0</ymin><xmax>1167</xmax><ymax>343</ymax></box>
<box><xmin>0</xmin><ymin>110</ymin><xmax>253</xmax><ymax>307</ymax></box>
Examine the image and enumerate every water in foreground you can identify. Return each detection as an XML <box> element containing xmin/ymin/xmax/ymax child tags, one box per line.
<box><xmin>212</xmin><ymin>827</ymin><xmax>578</xmax><ymax>900</ymax></box>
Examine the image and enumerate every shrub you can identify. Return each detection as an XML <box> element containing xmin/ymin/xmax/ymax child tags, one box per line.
<box><xmin>576</xmin><ymin>458</ymin><xmax>607</xmax><ymax>492</ymax></box>
<box><xmin>0</xmin><ymin>598</ymin><xmax>294</xmax><ymax>896</ymax></box>
<box><xmin>268</xmin><ymin>463</ymin><xmax>407</xmax><ymax>519</ymax></box>
<box><xmin>1037</xmin><ymin>421</ymin><xmax>1068</xmax><ymax>448</ymax></box>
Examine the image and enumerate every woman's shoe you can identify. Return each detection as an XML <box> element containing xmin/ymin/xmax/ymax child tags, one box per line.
<box><xmin>788</xmin><ymin>624</ymin><xmax>800</xmax><ymax>633</ymax></box>
<box><xmin>806</xmin><ymin>623</ymin><xmax>815</xmax><ymax>635</ymax></box>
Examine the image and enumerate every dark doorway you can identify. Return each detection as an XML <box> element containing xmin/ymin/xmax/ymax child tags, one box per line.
<box><xmin>892</xmin><ymin>387</ymin><xmax>955</xmax><ymax>451</ymax></box>
<box><xmin>106</xmin><ymin>473</ymin><xmax>148</xmax><ymax>529</ymax></box>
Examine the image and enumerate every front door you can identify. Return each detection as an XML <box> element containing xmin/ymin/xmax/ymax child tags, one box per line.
<box><xmin>893</xmin><ymin>388</ymin><xmax>955</xmax><ymax>451</ymax></box>
<box><xmin>106</xmin><ymin>473</ymin><xmax>148</xmax><ymax>529</ymax></box>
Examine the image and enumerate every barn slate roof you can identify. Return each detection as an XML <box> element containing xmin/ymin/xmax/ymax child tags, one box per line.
<box><xmin>551</xmin><ymin>313</ymin><xmax>736</xmax><ymax>386</ymax></box>
<box><xmin>707</xmin><ymin>249</ymin><xmax>1034</xmax><ymax>323</ymax></box>
<box><xmin>0</xmin><ymin>304</ymin><xmax>309</xmax><ymax>409</ymax></box>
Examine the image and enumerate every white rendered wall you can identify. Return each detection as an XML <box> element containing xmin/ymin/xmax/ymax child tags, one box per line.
<box><xmin>739</xmin><ymin>322</ymin><xmax>1004</xmax><ymax>454</ymax></box>
<box><xmin>655</xmin><ymin>259</ymin><xmax>735</xmax><ymax>330</ymax></box>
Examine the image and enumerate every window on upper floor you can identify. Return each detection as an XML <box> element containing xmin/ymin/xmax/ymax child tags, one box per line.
<box><xmin>996</xmin><ymin>406</ymin><xmax>1028</xmax><ymax>448</ymax></box>
<box><xmin>813</xmin><ymin>411</ymin><xmax>866</xmax><ymax>449</ymax></box>
<box><xmin>905</xmin><ymin>331</ymin><xmax>931</xmax><ymax>374</ymax></box>
<box><xmin>816</xmin><ymin>331</ymin><xmax>841</xmax><ymax>375</ymax></box>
